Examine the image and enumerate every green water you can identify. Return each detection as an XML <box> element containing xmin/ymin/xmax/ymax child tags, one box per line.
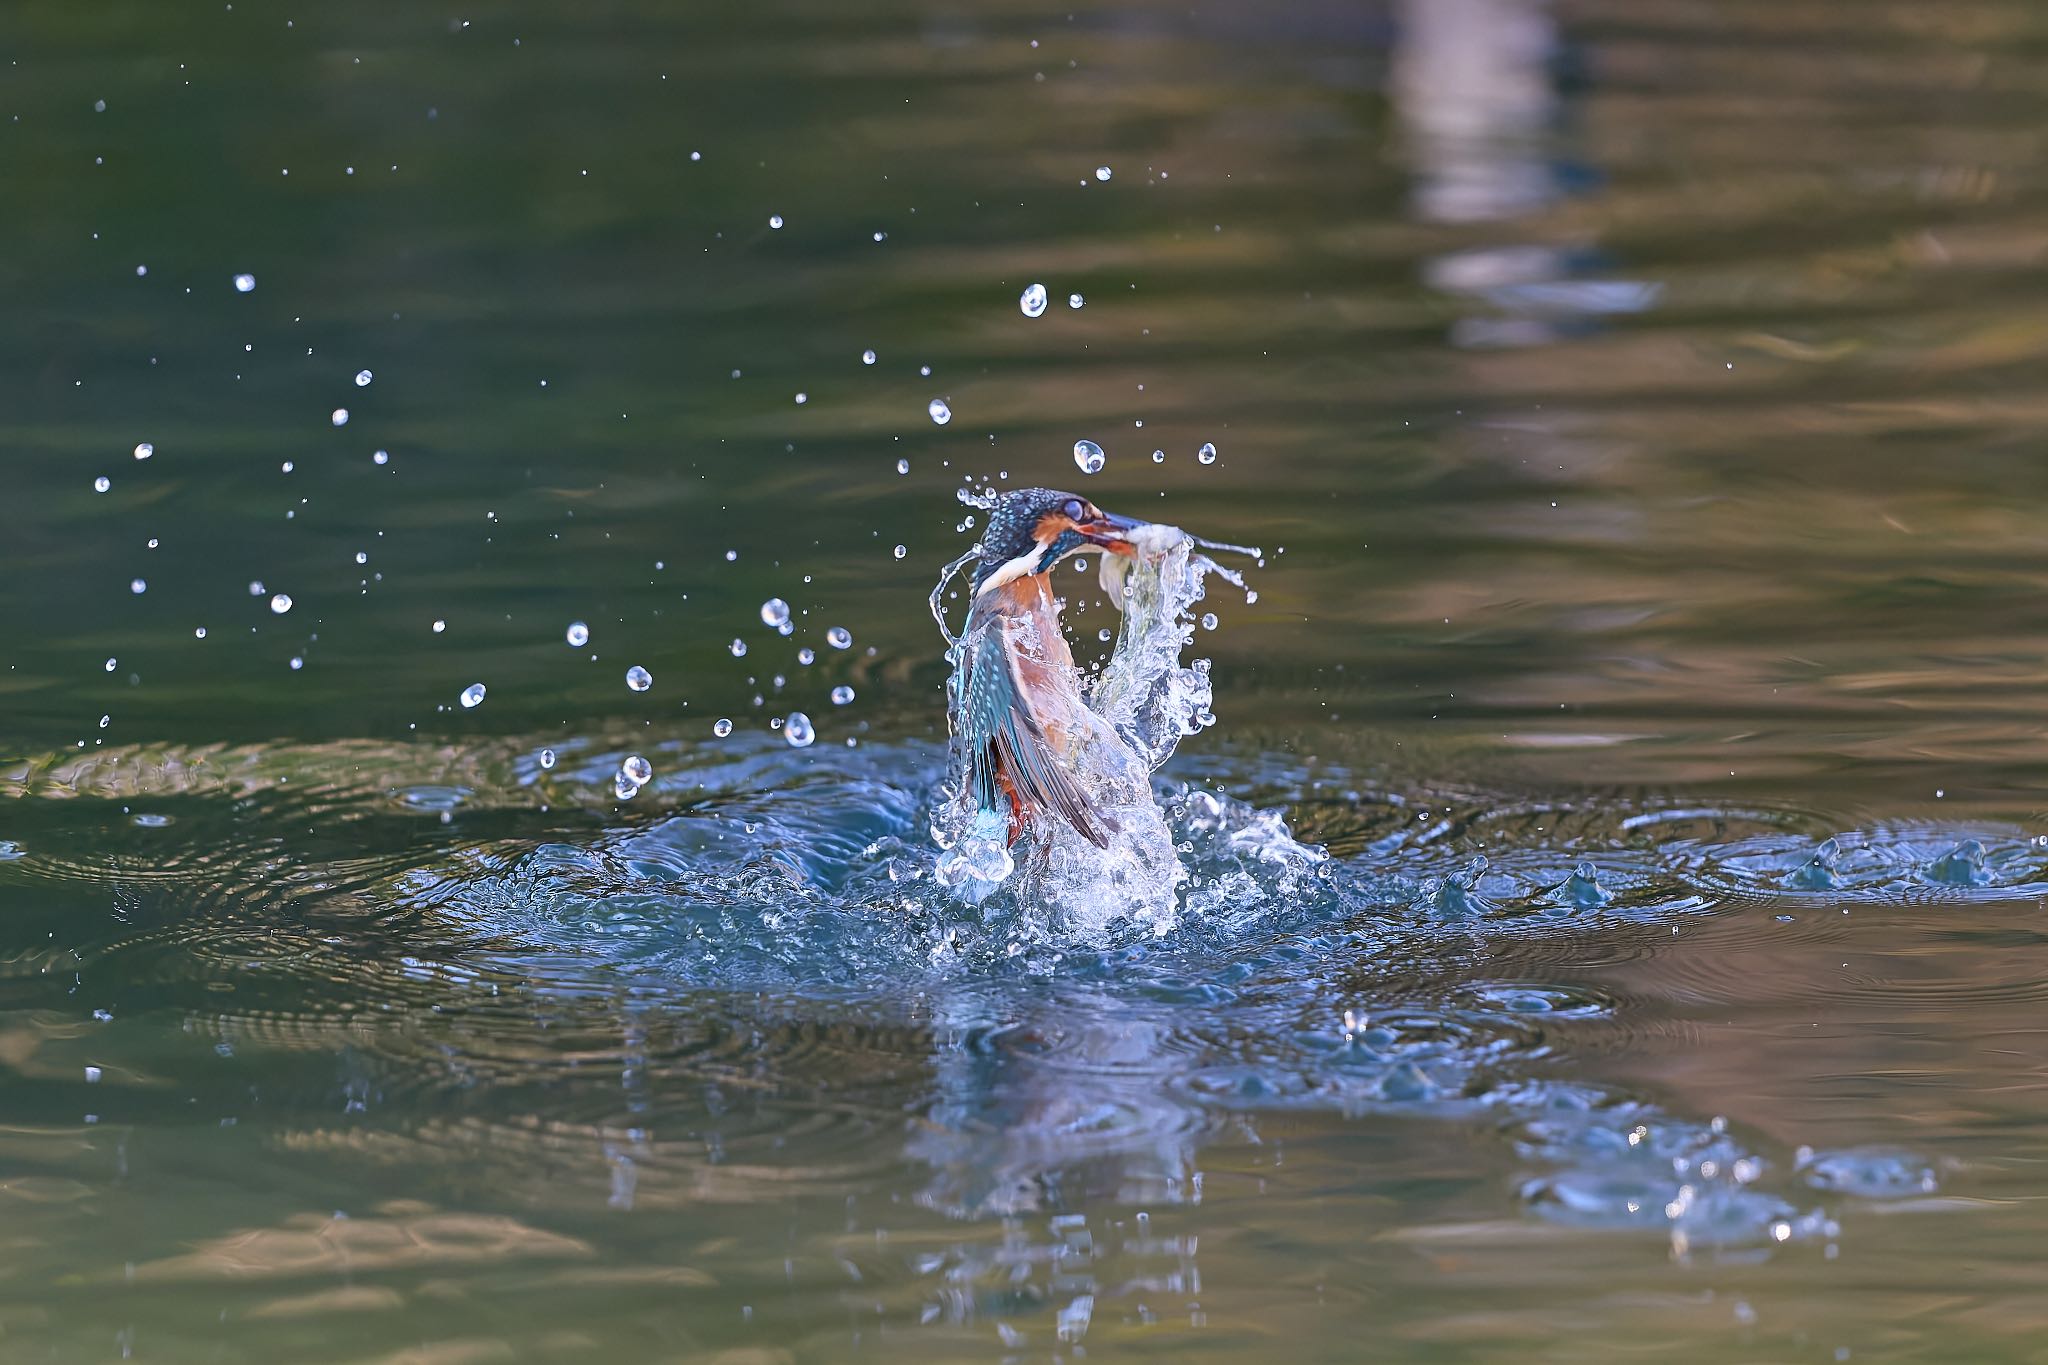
<box><xmin>7</xmin><ymin>0</ymin><xmax>2048</xmax><ymax>1360</ymax></box>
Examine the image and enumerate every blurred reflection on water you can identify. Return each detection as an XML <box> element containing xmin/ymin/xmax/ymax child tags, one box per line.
<box><xmin>7</xmin><ymin>0</ymin><xmax>2048</xmax><ymax>1359</ymax></box>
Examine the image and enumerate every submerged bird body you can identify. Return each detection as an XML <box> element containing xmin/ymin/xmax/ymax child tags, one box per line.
<box><xmin>950</xmin><ymin>487</ymin><xmax>1144</xmax><ymax>850</ymax></box>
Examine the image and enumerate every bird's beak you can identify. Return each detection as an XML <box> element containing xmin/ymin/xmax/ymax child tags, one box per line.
<box><xmin>1078</xmin><ymin>510</ymin><xmax>1145</xmax><ymax>556</ymax></box>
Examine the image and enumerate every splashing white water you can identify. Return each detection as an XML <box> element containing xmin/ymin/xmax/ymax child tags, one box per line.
<box><xmin>932</xmin><ymin>522</ymin><xmax>1289</xmax><ymax>935</ymax></box>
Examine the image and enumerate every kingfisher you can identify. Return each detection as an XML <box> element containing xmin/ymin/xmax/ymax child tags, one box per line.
<box><xmin>950</xmin><ymin>487</ymin><xmax>1145</xmax><ymax>851</ymax></box>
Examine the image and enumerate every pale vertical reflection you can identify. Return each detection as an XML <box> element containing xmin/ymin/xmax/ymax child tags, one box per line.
<box><xmin>1394</xmin><ymin>0</ymin><xmax>1660</xmax><ymax>347</ymax></box>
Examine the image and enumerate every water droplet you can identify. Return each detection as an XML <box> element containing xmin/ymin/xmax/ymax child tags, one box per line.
<box><xmin>132</xmin><ymin>442</ymin><xmax>153</xmax><ymax>460</ymax></box>
<box><xmin>830</xmin><ymin>685</ymin><xmax>855</xmax><ymax>705</ymax></box>
<box><xmin>98</xmin><ymin>714</ymin><xmax>111</xmax><ymax>729</ymax></box>
<box><xmin>784</xmin><ymin>712</ymin><xmax>815</xmax><ymax>747</ymax></box>
<box><xmin>928</xmin><ymin>398</ymin><xmax>951</xmax><ymax>426</ymax></box>
<box><xmin>459</xmin><ymin>682</ymin><xmax>486</xmax><ymax>708</ymax></box>
<box><xmin>1197</xmin><ymin>441</ymin><xmax>1217</xmax><ymax>464</ymax></box>
<box><xmin>794</xmin><ymin>392</ymin><xmax>807</xmax><ymax>405</ymax></box>
<box><xmin>93</xmin><ymin>475</ymin><xmax>110</xmax><ymax>493</ymax></box>
<box><xmin>826</xmin><ymin>626</ymin><xmax>852</xmax><ymax>649</ymax></box>
<box><xmin>432</xmin><ymin>619</ymin><xmax>446</xmax><ymax>633</ymax></box>
<box><xmin>354</xmin><ymin>369</ymin><xmax>373</xmax><ymax>387</ymax></box>
<box><xmin>103</xmin><ymin>657</ymin><xmax>116</xmax><ymax>672</ymax></box>
<box><xmin>1095</xmin><ymin>165</ymin><xmax>1112</xmax><ymax>181</ymax></box>
<box><xmin>1098</xmin><ymin>627</ymin><xmax>1112</xmax><ymax>642</ymax></box>
<box><xmin>614</xmin><ymin>772</ymin><xmax>641</xmax><ymax>800</ymax></box>
<box><xmin>713</xmin><ymin>718</ymin><xmax>733</xmax><ymax>737</ymax></box>
<box><xmin>129</xmin><ymin>578</ymin><xmax>147</xmax><ymax>594</ymax></box>
<box><xmin>729</xmin><ymin>638</ymin><xmax>748</xmax><ymax>658</ymax></box>
<box><xmin>797</xmin><ymin>647</ymin><xmax>815</xmax><ymax>665</ymax></box>
<box><xmin>288</xmin><ymin>656</ymin><xmax>303</xmax><ymax>670</ymax></box>
<box><xmin>768</xmin><ymin>214</ymin><xmax>784</xmax><ymax>229</ymax></box>
<box><xmin>625</xmin><ymin>665</ymin><xmax>652</xmax><ymax>692</ymax></box>
<box><xmin>566</xmin><ymin>621</ymin><xmax>589</xmax><ymax>647</ymax></box>
<box><xmin>896</xmin><ymin>459</ymin><xmax>909</xmax><ymax>475</ymax></box>
<box><xmin>893</xmin><ymin>544</ymin><xmax>907</xmax><ymax>560</ymax></box>
<box><xmin>760</xmin><ymin>597</ymin><xmax>791</xmax><ymax>628</ymax></box>
<box><xmin>724</xmin><ymin>549</ymin><xmax>738</xmax><ymax>562</ymax></box>
<box><xmin>621</xmin><ymin>754</ymin><xmax>653</xmax><ymax>785</ymax></box>
<box><xmin>354</xmin><ymin>551</ymin><xmax>368</xmax><ymax>565</ymax></box>
<box><xmin>269</xmin><ymin>593</ymin><xmax>293</xmax><ymax>614</ymax></box>
<box><xmin>373</xmin><ymin>449</ymin><xmax>390</xmax><ymax>465</ymax></box>
<box><xmin>194</xmin><ymin>626</ymin><xmax>207</xmax><ymax>639</ymax></box>
<box><xmin>539</xmin><ymin>748</ymin><xmax>556</xmax><ymax>769</ymax></box>
<box><xmin>1073</xmin><ymin>439</ymin><xmax>1105</xmax><ymax>474</ymax></box>
<box><xmin>1151</xmin><ymin>449</ymin><xmax>1165</xmax><ymax>463</ymax></box>
<box><xmin>1200</xmin><ymin>611</ymin><xmax>1218</xmax><ymax>630</ymax></box>
<box><xmin>233</xmin><ymin>273</ymin><xmax>256</xmax><ymax>293</ymax></box>
<box><xmin>1068</xmin><ymin>293</ymin><xmax>1084</xmax><ymax>309</ymax></box>
<box><xmin>862</xmin><ymin>349</ymin><xmax>877</xmax><ymax>365</ymax></box>
<box><xmin>1020</xmin><ymin>283</ymin><xmax>1048</xmax><ymax>317</ymax></box>
<box><xmin>330</xmin><ymin>408</ymin><xmax>349</xmax><ymax>427</ymax></box>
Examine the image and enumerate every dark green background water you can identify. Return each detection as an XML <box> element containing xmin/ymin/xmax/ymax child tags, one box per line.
<box><xmin>7</xmin><ymin>0</ymin><xmax>2048</xmax><ymax>1361</ymax></box>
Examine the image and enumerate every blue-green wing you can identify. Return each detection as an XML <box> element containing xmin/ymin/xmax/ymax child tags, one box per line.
<box><xmin>956</xmin><ymin>618</ymin><xmax>1114</xmax><ymax>848</ymax></box>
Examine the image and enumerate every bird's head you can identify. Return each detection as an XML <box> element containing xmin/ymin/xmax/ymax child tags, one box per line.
<box><xmin>972</xmin><ymin>487</ymin><xmax>1144</xmax><ymax>594</ymax></box>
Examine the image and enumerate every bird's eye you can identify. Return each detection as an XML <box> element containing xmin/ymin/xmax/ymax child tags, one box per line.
<box><xmin>1063</xmin><ymin>499</ymin><xmax>1085</xmax><ymax>521</ymax></box>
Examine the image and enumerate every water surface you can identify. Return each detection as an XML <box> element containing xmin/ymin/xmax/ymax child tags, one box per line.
<box><xmin>7</xmin><ymin>0</ymin><xmax>2048</xmax><ymax>1359</ymax></box>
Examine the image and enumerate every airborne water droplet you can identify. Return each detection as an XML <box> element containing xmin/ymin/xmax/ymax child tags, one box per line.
<box><xmin>1151</xmin><ymin>449</ymin><xmax>1164</xmax><ymax>463</ymax></box>
<box><xmin>330</xmin><ymin>408</ymin><xmax>349</xmax><ymax>427</ymax></box>
<box><xmin>784</xmin><ymin>712</ymin><xmax>815</xmax><ymax>747</ymax></box>
<box><xmin>1068</xmin><ymin>293</ymin><xmax>1084</xmax><ymax>309</ymax></box>
<box><xmin>893</xmin><ymin>544</ymin><xmax>907</xmax><ymax>559</ymax></box>
<box><xmin>460</xmin><ymin>682</ymin><xmax>486</xmax><ymax>708</ymax></box>
<box><xmin>133</xmin><ymin>442</ymin><xmax>154</xmax><ymax>460</ymax></box>
<box><xmin>269</xmin><ymin>593</ymin><xmax>293</xmax><ymax>614</ymax></box>
<box><xmin>538</xmin><ymin>748</ymin><xmax>556</xmax><ymax>769</ymax></box>
<box><xmin>1200</xmin><ymin>612</ymin><xmax>1218</xmax><ymax>630</ymax></box>
<box><xmin>614</xmin><ymin>772</ymin><xmax>641</xmax><ymax>800</ymax></box>
<box><xmin>760</xmin><ymin>597</ymin><xmax>790</xmax><ymax>628</ymax></box>
<box><xmin>713</xmin><ymin>718</ymin><xmax>733</xmax><ymax>737</ymax></box>
<box><xmin>1020</xmin><ymin>283</ymin><xmax>1048</xmax><ymax>317</ymax></box>
<box><xmin>233</xmin><ymin>273</ymin><xmax>256</xmax><ymax>293</ymax></box>
<box><xmin>797</xmin><ymin>647</ymin><xmax>815</xmax><ymax>665</ymax></box>
<box><xmin>1073</xmin><ymin>439</ymin><xmax>1105</xmax><ymax>474</ymax></box>
<box><xmin>1198</xmin><ymin>441</ymin><xmax>1218</xmax><ymax>464</ymax></box>
<box><xmin>130</xmin><ymin>578</ymin><xmax>147</xmax><ymax>594</ymax></box>
<box><xmin>826</xmin><ymin>626</ymin><xmax>852</xmax><ymax>649</ymax></box>
<box><xmin>566</xmin><ymin>621</ymin><xmax>589</xmax><ymax>646</ymax></box>
<box><xmin>93</xmin><ymin>476</ymin><xmax>110</xmax><ymax>493</ymax></box>
<box><xmin>621</xmin><ymin>754</ymin><xmax>653</xmax><ymax>785</ymax></box>
<box><xmin>354</xmin><ymin>369</ymin><xmax>373</xmax><ymax>387</ymax></box>
<box><xmin>896</xmin><ymin>459</ymin><xmax>909</xmax><ymax>475</ymax></box>
<box><xmin>1095</xmin><ymin>165</ymin><xmax>1112</xmax><ymax>181</ymax></box>
<box><xmin>831</xmin><ymin>684</ymin><xmax>855</xmax><ymax>705</ymax></box>
<box><xmin>625</xmin><ymin>665</ymin><xmax>652</xmax><ymax>692</ymax></box>
<box><xmin>928</xmin><ymin>398</ymin><xmax>951</xmax><ymax>426</ymax></box>
<box><xmin>729</xmin><ymin>638</ymin><xmax>748</xmax><ymax>658</ymax></box>
<box><xmin>862</xmin><ymin>349</ymin><xmax>876</xmax><ymax>365</ymax></box>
